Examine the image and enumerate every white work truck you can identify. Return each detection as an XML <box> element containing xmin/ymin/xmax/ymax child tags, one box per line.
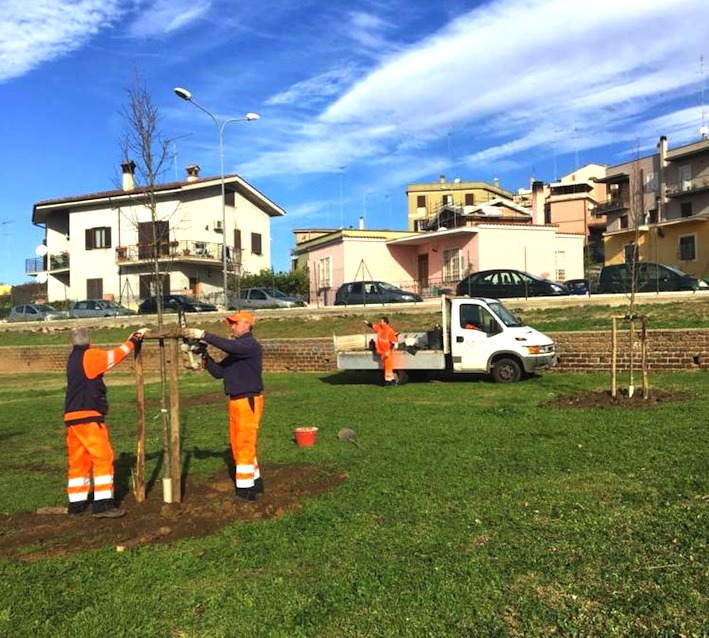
<box><xmin>334</xmin><ymin>296</ymin><xmax>557</xmax><ymax>383</ymax></box>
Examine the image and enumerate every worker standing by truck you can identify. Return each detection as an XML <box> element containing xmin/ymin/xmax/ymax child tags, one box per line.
<box><xmin>364</xmin><ymin>316</ymin><xmax>399</xmax><ymax>385</ymax></box>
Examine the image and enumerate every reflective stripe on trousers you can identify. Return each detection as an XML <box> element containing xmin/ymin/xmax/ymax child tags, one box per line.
<box><xmin>66</xmin><ymin>422</ymin><xmax>115</xmax><ymax>504</ymax></box>
<box><xmin>228</xmin><ymin>395</ymin><xmax>263</xmax><ymax>488</ymax></box>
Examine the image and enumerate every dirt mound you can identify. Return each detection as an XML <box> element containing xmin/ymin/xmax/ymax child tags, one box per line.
<box><xmin>0</xmin><ymin>463</ymin><xmax>345</xmax><ymax>562</ymax></box>
<box><xmin>544</xmin><ymin>388</ymin><xmax>692</xmax><ymax>409</ymax></box>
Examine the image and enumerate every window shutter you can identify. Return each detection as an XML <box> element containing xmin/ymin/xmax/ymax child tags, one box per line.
<box><xmin>85</xmin><ymin>228</ymin><xmax>94</xmax><ymax>250</ymax></box>
<box><xmin>105</xmin><ymin>226</ymin><xmax>112</xmax><ymax>248</ymax></box>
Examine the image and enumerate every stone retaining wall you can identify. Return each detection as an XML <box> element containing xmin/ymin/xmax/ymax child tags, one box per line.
<box><xmin>1</xmin><ymin>329</ymin><xmax>707</xmax><ymax>375</ymax></box>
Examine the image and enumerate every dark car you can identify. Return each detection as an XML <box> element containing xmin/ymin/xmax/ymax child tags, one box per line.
<box><xmin>564</xmin><ymin>278</ymin><xmax>590</xmax><ymax>295</ymax></box>
<box><xmin>70</xmin><ymin>299</ymin><xmax>136</xmax><ymax>318</ymax></box>
<box><xmin>334</xmin><ymin>281</ymin><xmax>423</xmax><ymax>306</ymax></box>
<box><xmin>228</xmin><ymin>288</ymin><xmax>307</xmax><ymax>310</ymax></box>
<box><xmin>455</xmin><ymin>269</ymin><xmax>570</xmax><ymax>298</ymax></box>
<box><xmin>138</xmin><ymin>295</ymin><xmax>218</xmax><ymax>314</ymax></box>
<box><xmin>597</xmin><ymin>262</ymin><xmax>707</xmax><ymax>294</ymax></box>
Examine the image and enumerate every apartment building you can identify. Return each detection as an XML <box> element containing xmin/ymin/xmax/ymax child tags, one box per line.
<box><xmin>596</xmin><ymin>135</ymin><xmax>709</xmax><ymax>278</ymax></box>
<box><xmin>28</xmin><ymin>161</ymin><xmax>285</xmax><ymax>306</ymax></box>
<box><xmin>406</xmin><ymin>175</ymin><xmax>515</xmax><ymax>231</ymax></box>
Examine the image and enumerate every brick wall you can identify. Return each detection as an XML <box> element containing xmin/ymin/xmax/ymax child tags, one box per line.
<box><xmin>1</xmin><ymin>330</ymin><xmax>707</xmax><ymax>375</ymax></box>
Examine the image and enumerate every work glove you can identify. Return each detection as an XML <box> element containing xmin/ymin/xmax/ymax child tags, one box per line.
<box><xmin>131</xmin><ymin>328</ymin><xmax>149</xmax><ymax>340</ymax></box>
<box><xmin>182</xmin><ymin>328</ymin><xmax>205</xmax><ymax>340</ymax></box>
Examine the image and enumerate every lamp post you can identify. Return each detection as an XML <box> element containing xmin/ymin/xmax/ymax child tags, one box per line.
<box><xmin>173</xmin><ymin>87</ymin><xmax>259</xmax><ymax>308</ymax></box>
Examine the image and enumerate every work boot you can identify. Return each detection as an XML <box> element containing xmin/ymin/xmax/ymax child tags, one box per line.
<box><xmin>235</xmin><ymin>486</ymin><xmax>256</xmax><ymax>502</ymax></box>
<box><xmin>92</xmin><ymin>506</ymin><xmax>126</xmax><ymax>519</ymax></box>
<box><xmin>253</xmin><ymin>477</ymin><xmax>264</xmax><ymax>495</ymax></box>
<box><xmin>92</xmin><ymin>499</ymin><xmax>126</xmax><ymax>518</ymax></box>
<box><xmin>67</xmin><ymin>501</ymin><xmax>88</xmax><ymax>518</ymax></box>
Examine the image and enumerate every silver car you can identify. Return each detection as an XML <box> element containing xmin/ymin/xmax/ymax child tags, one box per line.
<box><xmin>7</xmin><ymin>304</ymin><xmax>67</xmax><ymax>322</ymax></box>
<box><xmin>69</xmin><ymin>299</ymin><xmax>137</xmax><ymax>318</ymax></box>
<box><xmin>229</xmin><ymin>288</ymin><xmax>307</xmax><ymax>310</ymax></box>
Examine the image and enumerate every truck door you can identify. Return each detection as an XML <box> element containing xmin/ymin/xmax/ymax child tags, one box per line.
<box><xmin>450</xmin><ymin>301</ymin><xmax>501</xmax><ymax>372</ymax></box>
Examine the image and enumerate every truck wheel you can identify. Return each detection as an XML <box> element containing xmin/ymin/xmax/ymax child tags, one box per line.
<box><xmin>491</xmin><ymin>357</ymin><xmax>522</xmax><ymax>383</ymax></box>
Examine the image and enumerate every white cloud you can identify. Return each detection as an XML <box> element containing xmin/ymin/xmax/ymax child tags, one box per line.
<box><xmin>0</xmin><ymin>0</ymin><xmax>124</xmax><ymax>82</ymax></box>
<box><xmin>126</xmin><ymin>0</ymin><xmax>211</xmax><ymax>37</ymax></box>
<box><xmin>249</xmin><ymin>0</ymin><xmax>709</xmax><ymax>185</ymax></box>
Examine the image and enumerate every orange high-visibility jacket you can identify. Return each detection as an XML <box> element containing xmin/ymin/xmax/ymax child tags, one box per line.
<box><xmin>372</xmin><ymin>323</ymin><xmax>397</xmax><ymax>356</ymax></box>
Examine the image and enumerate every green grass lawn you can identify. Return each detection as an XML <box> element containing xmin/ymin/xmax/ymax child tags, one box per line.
<box><xmin>1</xmin><ymin>370</ymin><xmax>708</xmax><ymax>636</ymax></box>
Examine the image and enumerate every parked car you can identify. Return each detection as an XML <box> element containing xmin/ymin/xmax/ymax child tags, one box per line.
<box><xmin>7</xmin><ymin>303</ymin><xmax>67</xmax><ymax>322</ymax></box>
<box><xmin>334</xmin><ymin>281</ymin><xmax>423</xmax><ymax>305</ymax></box>
<box><xmin>597</xmin><ymin>262</ymin><xmax>708</xmax><ymax>294</ymax></box>
<box><xmin>137</xmin><ymin>295</ymin><xmax>218</xmax><ymax>314</ymax></box>
<box><xmin>456</xmin><ymin>269</ymin><xmax>570</xmax><ymax>298</ymax></box>
<box><xmin>69</xmin><ymin>299</ymin><xmax>136</xmax><ymax>318</ymax></box>
<box><xmin>564</xmin><ymin>278</ymin><xmax>590</xmax><ymax>295</ymax></box>
<box><xmin>228</xmin><ymin>288</ymin><xmax>307</xmax><ymax>310</ymax></box>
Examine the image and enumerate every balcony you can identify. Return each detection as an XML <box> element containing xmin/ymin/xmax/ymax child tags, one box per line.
<box><xmin>116</xmin><ymin>240</ymin><xmax>223</xmax><ymax>263</ymax></box>
<box><xmin>592</xmin><ymin>197</ymin><xmax>630</xmax><ymax>216</ymax></box>
<box><xmin>665</xmin><ymin>177</ymin><xmax>709</xmax><ymax>197</ymax></box>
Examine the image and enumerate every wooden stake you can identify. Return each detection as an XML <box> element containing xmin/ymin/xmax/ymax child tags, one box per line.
<box><xmin>134</xmin><ymin>341</ymin><xmax>146</xmax><ymax>503</ymax></box>
<box><xmin>641</xmin><ymin>316</ymin><xmax>649</xmax><ymax>398</ymax></box>
<box><xmin>169</xmin><ymin>337</ymin><xmax>182</xmax><ymax>503</ymax></box>
<box><xmin>611</xmin><ymin>317</ymin><xmax>617</xmax><ymax>398</ymax></box>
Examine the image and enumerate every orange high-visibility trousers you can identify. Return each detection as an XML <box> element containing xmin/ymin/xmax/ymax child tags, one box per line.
<box><xmin>381</xmin><ymin>350</ymin><xmax>395</xmax><ymax>382</ymax></box>
<box><xmin>228</xmin><ymin>395</ymin><xmax>263</xmax><ymax>489</ymax></box>
<box><xmin>66</xmin><ymin>422</ymin><xmax>115</xmax><ymax>505</ymax></box>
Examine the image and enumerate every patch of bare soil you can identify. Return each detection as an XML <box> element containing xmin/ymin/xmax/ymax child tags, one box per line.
<box><xmin>0</xmin><ymin>464</ymin><xmax>345</xmax><ymax>562</ymax></box>
<box><xmin>544</xmin><ymin>388</ymin><xmax>693</xmax><ymax>409</ymax></box>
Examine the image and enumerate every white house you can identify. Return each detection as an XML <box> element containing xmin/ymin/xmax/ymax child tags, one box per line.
<box><xmin>30</xmin><ymin>161</ymin><xmax>285</xmax><ymax>306</ymax></box>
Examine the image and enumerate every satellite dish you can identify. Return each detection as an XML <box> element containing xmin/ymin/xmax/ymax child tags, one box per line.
<box><xmin>35</xmin><ymin>244</ymin><xmax>48</xmax><ymax>257</ymax></box>
<box><xmin>701</xmin><ymin>125</ymin><xmax>709</xmax><ymax>139</ymax></box>
<box><xmin>36</xmin><ymin>271</ymin><xmax>48</xmax><ymax>284</ymax></box>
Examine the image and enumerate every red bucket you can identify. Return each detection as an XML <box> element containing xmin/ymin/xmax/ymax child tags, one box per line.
<box><xmin>293</xmin><ymin>426</ymin><xmax>318</xmax><ymax>447</ymax></box>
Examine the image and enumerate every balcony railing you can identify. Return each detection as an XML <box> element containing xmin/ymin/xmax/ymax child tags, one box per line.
<box><xmin>116</xmin><ymin>240</ymin><xmax>224</xmax><ymax>263</ymax></box>
<box><xmin>665</xmin><ymin>177</ymin><xmax>709</xmax><ymax>197</ymax></box>
<box><xmin>593</xmin><ymin>197</ymin><xmax>630</xmax><ymax>216</ymax></box>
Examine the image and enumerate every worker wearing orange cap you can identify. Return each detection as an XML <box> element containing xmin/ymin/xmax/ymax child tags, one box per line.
<box><xmin>183</xmin><ymin>311</ymin><xmax>264</xmax><ymax>501</ymax></box>
<box><xmin>364</xmin><ymin>316</ymin><xmax>399</xmax><ymax>385</ymax></box>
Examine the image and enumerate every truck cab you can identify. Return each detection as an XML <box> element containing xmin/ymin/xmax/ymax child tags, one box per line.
<box><xmin>446</xmin><ymin>297</ymin><xmax>556</xmax><ymax>382</ymax></box>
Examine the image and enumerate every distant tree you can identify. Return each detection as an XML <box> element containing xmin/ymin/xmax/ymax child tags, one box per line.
<box><xmin>234</xmin><ymin>268</ymin><xmax>309</xmax><ymax>299</ymax></box>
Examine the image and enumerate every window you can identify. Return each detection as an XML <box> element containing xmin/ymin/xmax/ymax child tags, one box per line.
<box><xmin>464</xmin><ymin>193</ymin><xmax>475</xmax><ymax>206</ymax></box>
<box><xmin>443</xmin><ymin>248</ymin><xmax>461</xmax><ymax>282</ymax></box>
<box><xmin>251</xmin><ymin>232</ymin><xmax>262</xmax><ymax>255</ymax></box>
<box><xmin>318</xmin><ymin>257</ymin><xmax>331</xmax><ymax>288</ymax></box>
<box><xmin>644</xmin><ymin>172</ymin><xmax>658</xmax><ymax>193</ymax></box>
<box><xmin>234</xmin><ymin>229</ymin><xmax>242</xmax><ymax>252</ymax></box>
<box><xmin>138</xmin><ymin>221</ymin><xmax>169</xmax><ymax>259</ymax></box>
<box><xmin>224</xmin><ymin>190</ymin><xmax>235</xmax><ymax>207</ymax></box>
<box><xmin>555</xmin><ymin>251</ymin><xmax>566</xmax><ymax>282</ymax></box>
<box><xmin>679</xmin><ymin>235</ymin><xmax>696</xmax><ymax>261</ymax></box>
<box><xmin>416</xmin><ymin>195</ymin><xmax>426</xmax><ymax>208</ymax></box>
<box><xmin>85</xmin><ymin>226</ymin><xmax>112</xmax><ymax>250</ymax></box>
<box><xmin>681</xmin><ymin>202</ymin><xmax>693</xmax><ymax>218</ymax></box>
<box><xmin>87</xmin><ymin>278</ymin><xmax>103</xmax><ymax>299</ymax></box>
<box><xmin>679</xmin><ymin>165</ymin><xmax>692</xmax><ymax>191</ymax></box>
<box><xmin>442</xmin><ymin>194</ymin><xmax>453</xmax><ymax>207</ymax></box>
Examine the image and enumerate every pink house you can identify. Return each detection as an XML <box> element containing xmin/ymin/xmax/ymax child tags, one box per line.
<box><xmin>293</xmin><ymin>197</ymin><xmax>584</xmax><ymax>305</ymax></box>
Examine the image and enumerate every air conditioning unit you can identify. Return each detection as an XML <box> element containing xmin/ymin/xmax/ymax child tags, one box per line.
<box><xmin>214</xmin><ymin>220</ymin><xmax>223</xmax><ymax>232</ymax></box>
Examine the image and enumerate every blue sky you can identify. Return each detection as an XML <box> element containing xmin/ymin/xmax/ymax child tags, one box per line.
<box><xmin>2</xmin><ymin>0</ymin><xmax>708</xmax><ymax>285</ymax></box>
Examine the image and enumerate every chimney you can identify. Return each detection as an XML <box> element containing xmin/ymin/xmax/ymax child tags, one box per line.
<box><xmin>439</xmin><ymin>175</ymin><xmax>446</xmax><ymax>184</ymax></box>
<box><xmin>531</xmin><ymin>180</ymin><xmax>546</xmax><ymax>225</ymax></box>
<box><xmin>493</xmin><ymin>176</ymin><xmax>500</xmax><ymax>189</ymax></box>
<box><xmin>186</xmin><ymin>164</ymin><xmax>201</xmax><ymax>182</ymax></box>
<box><xmin>121</xmin><ymin>160</ymin><xmax>136</xmax><ymax>191</ymax></box>
<box><xmin>358</xmin><ymin>216</ymin><xmax>364</xmax><ymax>230</ymax></box>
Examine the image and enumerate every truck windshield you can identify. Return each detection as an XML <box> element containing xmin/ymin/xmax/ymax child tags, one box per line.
<box><xmin>488</xmin><ymin>301</ymin><xmax>523</xmax><ymax>327</ymax></box>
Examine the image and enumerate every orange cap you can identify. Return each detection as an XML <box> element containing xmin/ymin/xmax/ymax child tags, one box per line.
<box><xmin>225</xmin><ymin>310</ymin><xmax>256</xmax><ymax>326</ymax></box>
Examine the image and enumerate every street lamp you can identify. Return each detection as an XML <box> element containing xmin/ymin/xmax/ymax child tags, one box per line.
<box><xmin>173</xmin><ymin>86</ymin><xmax>260</xmax><ymax>308</ymax></box>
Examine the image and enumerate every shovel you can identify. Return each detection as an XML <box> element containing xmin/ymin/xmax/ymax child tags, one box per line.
<box><xmin>337</xmin><ymin>427</ymin><xmax>365</xmax><ymax>450</ymax></box>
